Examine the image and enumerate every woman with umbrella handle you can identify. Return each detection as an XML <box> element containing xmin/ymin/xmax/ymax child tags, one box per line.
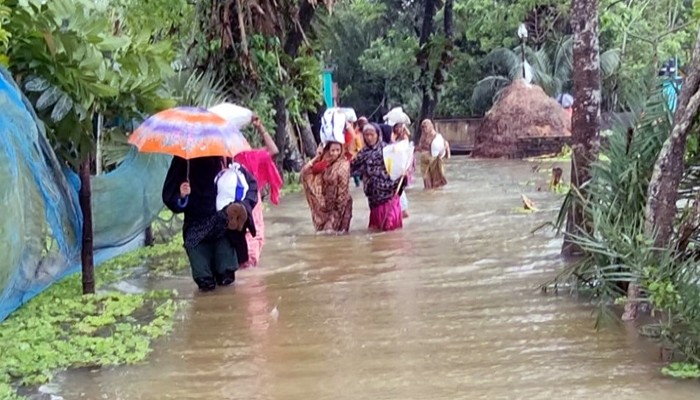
<box><xmin>164</xmin><ymin>155</ymin><xmax>259</xmax><ymax>292</ymax></box>
<box><xmin>129</xmin><ymin>106</ymin><xmax>259</xmax><ymax>291</ymax></box>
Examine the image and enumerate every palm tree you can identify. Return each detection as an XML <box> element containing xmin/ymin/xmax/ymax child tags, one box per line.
<box><xmin>471</xmin><ymin>35</ymin><xmax>621</xmax><ymax>115</ymax></box>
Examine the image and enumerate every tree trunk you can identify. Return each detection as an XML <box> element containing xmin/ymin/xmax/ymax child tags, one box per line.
<box><xmin>273</xmin><ymin>95</ymin><xmax>288</xmax><ymax>170</ymax></box>
<box><xmin>273</xmin><ymin>0</ymin><xmax>318</xmax><ymax>167</ymax></box>
<box><xmin>645</xmin><ymin>29</ymin><xmax>700</xmax><ymax>247</ymax></box>
<box><xmin>297</xmin><ymin>113</ymin><xmax>317</xmax><ymax>158</ymax></box>
<box><xmin>144</xmin><ymin>225</ymin><xmax>155</xmax><ymax>247</ymax></box>
<box><xmin>427</xmin><ymin>0</ymin><xmax>454</xmax><ymax>118</ymax></box>
<box><xmin>416</xmin><ymin>0</ymin><xmax>438</xmax><ymax>140</ymax></box>
<box><xmin>562</xmin><ymin>0</ymin><xmax>601</xmax><ymax>257</ymax></box>
<box><xmin>79</xmin><ymin>156</ymin><xmax>95</xmax><ymax>295</ymax></box>
<box><xmin>95</xmin><ymin>113</ymin><xmax>104</xmax><ymax>175</ymax></box>
<box><xmin>627</xmin><ymin>29</ymin><xmax>700</xmax><ymax>321</ymax></box>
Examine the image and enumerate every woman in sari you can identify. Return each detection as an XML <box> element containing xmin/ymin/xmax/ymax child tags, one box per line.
<box><xmin>417</xmin><ymin>119</ymin><xmax>450</xmax><ymax>189</ymax></box>
<box><xmin>301</xmin><ymin>141</ymin><xmax>353</xmax><ymax>233</ymax></box>
<box><xmin>392</xmin><ymin>122</ymin><xmax>413</xmax><ymax>219</ymax></box>
<box><xmin>351</xmin><ymin>123</ymin><xmax>404</xmax><ymax>232</ymax></box>
<box><xmin>233</xmin><ymin>115</ymin><xmax>283</xmax><ymax>268</ymax></box>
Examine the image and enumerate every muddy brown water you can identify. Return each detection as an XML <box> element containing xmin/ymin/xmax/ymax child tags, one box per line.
<box><xmin>53</xmin><ymin>159</ymin><xmax>698</xmax><ymax>399</ymax></box>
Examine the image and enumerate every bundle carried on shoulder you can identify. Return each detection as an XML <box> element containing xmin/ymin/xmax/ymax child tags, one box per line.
<box><xmin>383</xmin><ymin>139</ymin><xmax>415</xmax><ymax>181</ymax></box>
<box><xmin>430</xmin><ymin>134</ymin><xmax>447</xmax><ymax>158</ymax></box>
<box><xmin>215</xmin><ymin>163</ymin><xmax>250</xmax><ymax>211</ymax></box>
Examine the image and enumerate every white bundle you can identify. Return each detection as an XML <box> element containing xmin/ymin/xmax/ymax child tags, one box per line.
<box><xmin>383</xmin><ymin>107</ymin><xmax>411</xmax><ymax>126</ymax></box>
<box><xmin>338</xmin><ymin>107</ymin><xmax>357</xmax><ymax>123</ymax></box>
<box><xmin>214</xmin><ymin>163</ymin><xmax>250</xmax><ymax>211</ymax></box>
<box><xmin>208</xmin><ymin>103</ymin><xmax>254</xmax><ymax>129</ymax></box>
<box><xmin>383</xmin><ymin>139</ymin><xmax>415</xmax><ymax>181</ymax></box>
<box><xmin>431</xmin><ymin>134</ymin><xmax>447</xmax><ymax>158</ymax></box>
<box><xmin>320</xmin><ymin>108</ymin><xmax>347</xmax><ymax>144</ymax></box>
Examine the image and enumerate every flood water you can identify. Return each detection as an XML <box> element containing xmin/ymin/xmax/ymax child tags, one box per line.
<box><xmin>55</xmin><ymin>158</ymin><xmax>698</xmax><ymax>399</ymax></box>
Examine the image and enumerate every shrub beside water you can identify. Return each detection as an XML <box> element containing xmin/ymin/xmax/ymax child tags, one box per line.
<box><xmin>0</xmin><ymin>235</ymin><xmax>188</xmax><ymax>399</ymax></box>
<box><xmin>546</xmin><ymin>90</ymin><xmax>700</xmax><ymax>375</ymax></box>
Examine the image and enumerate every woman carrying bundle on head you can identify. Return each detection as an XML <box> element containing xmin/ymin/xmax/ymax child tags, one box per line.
<box><xmin>392</xmin><ymin>122</ymin><xmax>413</xmax><ymax>219</ymax></box>
<box><xmin>351</xmin><ymin>123</ymin><xmax>405</xmax><ymax>232</ymax></box>
<box><xmin>417</xmin><ymin>119</ymin><xmax>450</xmax><ymax>189</ymax></box>
<box><xmin>301</xmin><ymin>110</ymin><xmax>353</xmax><ymax>234</ymax></box>
<box><xmin>383</xmin><ymin>106</ymin><xmax>414</xmax><ymax>219</ymax></box>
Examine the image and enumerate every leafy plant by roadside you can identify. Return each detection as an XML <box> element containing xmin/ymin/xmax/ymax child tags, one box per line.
<box><xmin>0</xmin><ymin>236</ymin><xmax>188</xmax><ymax>399</ymax></box>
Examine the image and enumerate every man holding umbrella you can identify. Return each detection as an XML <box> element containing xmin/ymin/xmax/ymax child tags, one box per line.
<box><xmin>163</xmin><ymin>156</ymin><xmax>258</xmax><ymax>291</ymax></box>
<box><xmin>129</xmin><ymin>106</ymin><xmax>258</xmax><ymax>291</ymax></box>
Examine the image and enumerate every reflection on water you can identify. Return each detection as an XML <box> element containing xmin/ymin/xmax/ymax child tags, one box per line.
<box><xmin>57</xmin><ymin>159</ymin><xmax>698</xmax><ymax>399</ymax></box>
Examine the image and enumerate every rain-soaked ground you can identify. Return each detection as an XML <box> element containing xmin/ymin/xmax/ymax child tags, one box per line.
<box><xmin>53</xmin><ymin>158</ymin><xmax>699</xmax><ymax>399</ymax></box>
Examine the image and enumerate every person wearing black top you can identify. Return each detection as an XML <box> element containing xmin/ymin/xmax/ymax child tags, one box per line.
<box><xmin>162</xmin><ymin>156</ymin><xmax>258</xmax><ymax>291</ymax></box>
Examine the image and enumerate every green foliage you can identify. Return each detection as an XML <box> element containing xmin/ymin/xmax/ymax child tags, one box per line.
<box><xmin>662</xmin><ymin>362</ymin><xmax>700</xmax><ymax>379</ymax></box>
<box><xmin>359</xmin><ymin>31</ymin><xmax>421</xmax><ymax>115</ymax></box>
<box><xmin>285</xmin><ymin>50</ymin><xmax>324</xmax><ymax>124</ymax></box>
<box><xmin>168</xmin><ymin>69</ymin><xmax>229</xmax><ymax>109</ymax></box>
<box><xmin>281</xmin><ymin>171</ymin><xmax>302</xmax><ymax>195</ymax></box>
<box><xmin>0</xmin><ymin>236</ymin><xmax>186</xmax><ymax>398</ymax></box>
<box><xmin>111</xmin><ymin>0</ymin><xmax>194</xmax><ymax>43</ymax></box>
<box><xmin>314</xmin><ymin>0</ymin><xmax>698</xmax><ymax>119</ymax></box>
<box><xmin>0</xmin><ymin>0</ymin><xmax>10</xmax><ymax>58</ymax></box>
<box><xmin>599</xmin><ymin>0</ymin><xmax>699</xmax><ymax>109</ymax></box>
<box><xmin>315</xmin><ymin>0</ymin><xmax>418</xmax><ymax>117</ymax></box>
<box><xmin>471</xmin><ymin>38</ymin><xmax>621</xmax><ymax>115</ymax></box>
<box><xmin>545</xmin><ymin>85</ymin><xmax>700</xmax><ymax>372</ymax></box>
<box><xmin>545</xmin><ymin>86</ymin><xmax>670</xmax><ymax>326</ymax></box>
<box><xmin>5</xmin><ymin>0</ymin><xmax>176</xmax><ymax>165</ymax></box>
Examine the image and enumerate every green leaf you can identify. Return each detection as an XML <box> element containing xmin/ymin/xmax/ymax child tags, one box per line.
<box><xmin>24</xmin><ymin>76</ymin><xmax>50</xmax><ymax>92</ymax></box>
<box><xmin>87</xmin><ymin>82</ymin><xmax>118</xmax><ymax>97</ymax></box>
<box><xmin>97</xmin><ymin>36</ymin><xmax>130</xmax><ymax>52</ymax></box>
<box><xmin>36</xmin><ymin>85</ymin><xmax>62</xmax><ymax>111</ymax></box>
<box><xmin>51</xmin><ymin>93</ymin><xmax>74</xmax><ymax>122</ymax></box>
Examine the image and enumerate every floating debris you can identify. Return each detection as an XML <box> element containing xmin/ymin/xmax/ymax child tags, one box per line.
<box><xmin>521</xmin><ymin>194</ymin><xmax>538</xmax><ymax>211</ymax></box>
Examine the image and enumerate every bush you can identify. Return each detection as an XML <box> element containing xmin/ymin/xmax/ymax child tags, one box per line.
<box><xmin>545</xmin><ymin>87</ymin><xmax>700</xmax><ymax>372</ymax></box>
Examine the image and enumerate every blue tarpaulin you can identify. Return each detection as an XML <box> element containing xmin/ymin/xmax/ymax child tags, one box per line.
<box><xmin>0</xmin><ymin>68</ymin><xmax>170</xmax><ymax>321</ymax></box>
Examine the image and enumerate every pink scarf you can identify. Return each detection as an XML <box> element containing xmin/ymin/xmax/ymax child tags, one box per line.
<box><xmin>234</xmin><ymin>149</ymin><xmax>283</xmax><ymax>205</ymax></box>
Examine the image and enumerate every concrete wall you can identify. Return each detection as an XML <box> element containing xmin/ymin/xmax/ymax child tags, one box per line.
<box><xmin>433</xmin><ymin>118</ymin><xmax>482</xmax><ymax>151</ymax></box>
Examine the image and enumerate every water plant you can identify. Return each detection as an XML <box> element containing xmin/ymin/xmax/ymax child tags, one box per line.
<box><xmin>0</xmin><ymin>237</ymin><xmax>186</xmax><ymax>398</ymax></box>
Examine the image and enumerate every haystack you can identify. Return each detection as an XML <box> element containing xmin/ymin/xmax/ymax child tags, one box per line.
<box><xmin>472</xmin><ymin>79</ymin><xmax>571</xmax><ymax>158</ymax></box>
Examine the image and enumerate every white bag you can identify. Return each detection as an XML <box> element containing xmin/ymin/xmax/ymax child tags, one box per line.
<box><xmin>324</xmin><ymin>107</ymin><xmax>357</xmax><ymax>123</ymax></box>
<box><xmin>430</xmin><ymin>134</ymin><xmax>447</xmax><ymax>158</ymax></box>
<box><xmin>338</xmin><ymin>107</ymin><xmax>357</xmax><ymax>123</ymax></box>
<box><xmin>208</xmin><ymin>103</ymin><xmax>254</xmax><ymax>129</ymax></box>
<box><xmin>383</xmin><ymin>107</ymin><xmax>411</xmax><ymax>126</ymax></box>
<box><xmin>383</xmin><ymin>139</ymin><xmax>415</xmax><ymax>181</ymax></box>
<box><xmin>214</xmin><ymin>163</ymin><xmax>250</xmax><ymax>211</ymax></box>
<box><xmin>320</xmin><ymin>108</ymin><xmax>347</xmax><ymax>144</ymax></box>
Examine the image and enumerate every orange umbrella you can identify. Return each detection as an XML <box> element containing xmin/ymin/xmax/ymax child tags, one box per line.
<box><xmin>128</xmin><ymin>106</ymin><xmax>251</xmax><ymax>180</ymax></box>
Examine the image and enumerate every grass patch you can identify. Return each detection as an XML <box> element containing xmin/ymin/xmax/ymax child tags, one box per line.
<box><xmin>0</xmin><ymin>237</ymin><xmax>187</xmax><ymax>399</ymax></box>
<box><xmin>281</xmin><ymin>171</ymin><xmax>301</xmax><ymax>195</ymax></box>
